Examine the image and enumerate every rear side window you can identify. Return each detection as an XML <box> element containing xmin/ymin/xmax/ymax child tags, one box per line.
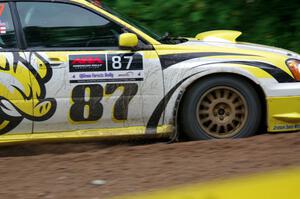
<box><xmin>0</xmin><ymin>3</ymin><xmax>17</xmax><ymax>49</ymax></box>
<box><xmin>16</xmin><ymin>2</ymin><xmax>124</xmax><ymax>49</ymax></box>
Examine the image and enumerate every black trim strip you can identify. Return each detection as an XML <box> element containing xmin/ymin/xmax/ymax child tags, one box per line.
<box><xmin>231</xmin><ymin>61</ymin><xmax>295</xmax><ymax>83</ymax></box>
<box><xmin>9</xmin><ymin>1</ymin><xmax>26</xmax><ymax>50</ymax></box>
<box><xmin>146</xmin><ymin>72</ymin><xmax>205</xmax><ymax>133</ymax></box>
<box><xmin>159</xmin><ymin>52</ymin><xmax>258</xmax><ymax>69</ymax></box>
<box><xmin>197</xmin><ymin>61</ymin><xmax>296</xmax><ymax>83</ymax></box>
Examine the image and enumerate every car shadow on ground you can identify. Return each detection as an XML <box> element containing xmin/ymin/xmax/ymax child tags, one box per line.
<box><xmin>1</xmin><ymin>129</ymin><xmax>293</xmax><ymax>158</ymax></box>
<box><xmin>0</xmin><ymin>136</ymin><xmax>171</xmax><ymax>158</ymax></box>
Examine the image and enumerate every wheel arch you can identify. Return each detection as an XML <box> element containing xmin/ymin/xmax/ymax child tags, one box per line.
<box><xmin>173</xmin><ymin>72</ymin><xmax>267</xmax><ymax>139</ymax></box>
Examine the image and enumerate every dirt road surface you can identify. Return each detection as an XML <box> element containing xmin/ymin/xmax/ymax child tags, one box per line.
<box><xmin>0</xmin><ymin>132</ymin><xmax>299</xmax><ymax>199</ymax></box>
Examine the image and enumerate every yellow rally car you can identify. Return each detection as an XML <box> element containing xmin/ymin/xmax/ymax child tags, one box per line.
<box><xmin>0</xmin><ymin>0</ymin><xmax>299</xmax><ymax>144</ymax></box>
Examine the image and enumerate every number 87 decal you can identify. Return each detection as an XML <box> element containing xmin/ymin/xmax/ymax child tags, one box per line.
<box><xmin>112</xmin><ymin>56</ymin><xmax>133</xmax><ymax>70</ymax></box>
<box><xmin>108</xmin><ymin>54</ymin><xmax>142</xmax><ymax>71</ymax></box>
<box><xmin>70</xmin><ymin>83</ymin><xmax>138</xmax><ymax>122</ymax></box>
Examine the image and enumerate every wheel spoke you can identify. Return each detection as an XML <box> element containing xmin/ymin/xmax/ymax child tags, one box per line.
<box><xmin>201</xmin><ymin>101</ymin><xmax>211</xmax><ymax>108</ymax></box>
<box><xmin>224</xmin><ymin>89</ymin><xmax>230</xmax><ymax>99</ymax></box>
<box><xmin>199</xmin><ymin>108</ymin><xmax>209</xmax><ymax>114</ymax></box>
<box><xmin>235</xmin><ymin>109</ymin><xmax>244</xmax><ymax>114</ymax></box>
<box><xmin>230</xmin><ymin>96</ymin><xmax>238</xmax><ymax>103</ymax></box>
<box><xmin>216</xmin><ymin>125</ymin><xmax>221</xmax><ymax>134</ymax></box>
<box><xmin>230</xmin><ymin>121</ymin><xmax>237</xmax><ymax>128</ymax></box>
<box><xmin>215</xmin><ymin>89</ymin><xmax>222</xmax><ymax>98</ymax></box>
<box><xmin>234</xmin><ymin>117</ymin><xmax>242</xmax><ymax>122</ymax></box>
<box><xmin>207</xmin><ymin>122</ymin><xmax>214</xmax><ymax>130</ymax></box>
<box><xmin>206</xmin><ymin>93</ymin><xmax>215</xmax><ymax>101</ymax></box>
<box><xmin>225</xmin><ymin>124</ymin><xmax>230</xmax><ymax>132</ymax></box>
<box><xmin>200</xmin><ymin>117</ymin><xmax>211</xmax><ymax>123</ymax></box>
<box><xmin>234</xmin><ymin>101</ymin><xmax>244</xmax><ymax>108</ymax></box>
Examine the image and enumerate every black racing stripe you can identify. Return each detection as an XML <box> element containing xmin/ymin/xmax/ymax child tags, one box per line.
<box><xmin>233</xmin><ymin>61</ymin><xmax>295</xmax><ymax>83</ymax></box>
<box><xmin>159</xmin><ymin>52</ymin><xmax>258</xmax><ymax>69</ymax></box>
<box><xmin>201</xmin><ymin>61</ymin><xmax>296</xmax><ymax>83</ymax></box>
<box><xmin>146</xmin><ymin>72</ymin><xmax>205</xmax><ymax>133</ymax></box>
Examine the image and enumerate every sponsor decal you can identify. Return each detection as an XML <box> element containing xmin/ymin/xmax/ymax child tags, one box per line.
<box><xmin>76</xmin><ymin>72</ymin><xmax>114</xmax><ymax>79</ymax></box>
<box><xmin>69</xmin><ymin>53</ymin><xmax>144</xmax><ymax>83</ymax></box>
<box><xmin>118</xmin><ymin>72</ymin><xmax>134</xmax><ymax>77</ymax></box>
<box><xmin>0</xmin><ymin>23</ymin><xmax>6</xmax><ymax>34</ymax></box>
<box><xmin>273</xmin><ymin>124</ymin><xmax>300</xmax><ymax>131</ymax></box>
<box><xmin>0</xmin><ymin>4</ymin><xmax>5</xmax><ymax>16</ymax></box>
<box><xmin>0</xmin><ymin>52</ymin><xmax>56</xmax><ymax>135</ymax></box>
<box><xmin>69</xmin><ymin>54</ymin><xmax>106</xmax><ymax>72</ymax></box>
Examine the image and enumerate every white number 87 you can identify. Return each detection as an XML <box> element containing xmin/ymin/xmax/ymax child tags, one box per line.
<box><xmin>112</xmin><ymin>56</ymin><xmax>133</xmax><ymax>70</ymax></box>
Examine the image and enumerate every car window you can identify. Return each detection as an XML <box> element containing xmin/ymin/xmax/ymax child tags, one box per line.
<box><xmin>0</xmin><ymin>3</ymin><xmax>17</xmax><ymax>49</ymax></box>
<box><xmin>16</xmin><ymin>2</ymin><xmax>124</xmax><ymax>48</ymax></box>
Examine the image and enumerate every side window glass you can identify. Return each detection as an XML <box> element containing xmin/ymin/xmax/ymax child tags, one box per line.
<box><xmin>16</xmin><ymin>2</ymin><xmax>124</xmax><ymax>48</ymax></box>
<box><xmin>0</xmin><ymin>3</ymin><xmax>17</xmax><ymax>49</ymax></box>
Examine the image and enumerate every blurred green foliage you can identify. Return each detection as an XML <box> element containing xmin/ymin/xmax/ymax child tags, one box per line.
<box><xmin>103</xmin><ymin>0</ymin><xmax>300</xmax><ymax>53</ymax></box>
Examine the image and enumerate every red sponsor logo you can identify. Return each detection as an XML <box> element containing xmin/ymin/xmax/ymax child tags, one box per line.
<box><xmin>0</xmin><ymin>4</ymin><xmax>5</xmax><ymax>16</ymax></box>
<box><xmin>72</xmin><ymin>57</ymin><xmax>105</xmax><ymax>65</ymax></box>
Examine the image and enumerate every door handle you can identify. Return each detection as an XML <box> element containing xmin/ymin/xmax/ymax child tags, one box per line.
<box><xmin>49</xmin><ymin>61</ymin><xmax>64</xmax><ymax>67</ymax></box>
<box><xmin>49</xmin><ymin>58</ymin><xmax>64</xmax><ymax>68</ymax></box>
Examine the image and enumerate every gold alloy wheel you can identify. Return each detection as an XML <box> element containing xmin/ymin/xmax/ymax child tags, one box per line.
<box><xmin>196</xmin><ymin>86</ymin><xmax>248</xmax><ymax>138</ymax></box>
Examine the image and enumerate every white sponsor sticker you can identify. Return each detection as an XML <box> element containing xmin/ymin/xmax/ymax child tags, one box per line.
<box><xmin>0</xmin><ymin>23</ymin><xmax>6</xmax><ymax>34</ymax></box>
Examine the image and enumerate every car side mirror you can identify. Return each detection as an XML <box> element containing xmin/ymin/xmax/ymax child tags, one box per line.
<box><xmin>119</xmin><ymin>33</ymin><xmax>139</xmax><ymax>50</ymax></box>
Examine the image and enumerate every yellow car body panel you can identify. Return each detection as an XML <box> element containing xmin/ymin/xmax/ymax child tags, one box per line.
<box><xmin>195</xmin><ymin>30</ymin><xmax>242</xmax><ymax>43</ymax></box>
<box><xmin>268</xmin><ymin>96</ymin><xmax>300</xmax><ymax>132</ymax></box>
<box><xmin>0</xmin><ymin>125</ymin><xmax>173</xmax><ymax>145</ymax></box>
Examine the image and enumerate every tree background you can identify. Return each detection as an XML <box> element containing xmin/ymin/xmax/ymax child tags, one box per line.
<box><xmin>103</xmin><ymin>0</ymin><xmax>300</xmax><ymax>53</ymax></box>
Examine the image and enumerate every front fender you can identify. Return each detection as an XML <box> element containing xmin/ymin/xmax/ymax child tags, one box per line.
<box><xmin>162</xmin><ymin>62</ymin><xmax>274</xmax><ymax>127</ymax></box>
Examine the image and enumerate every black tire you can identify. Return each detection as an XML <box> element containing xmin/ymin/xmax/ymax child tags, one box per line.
<box><xmin>181</xmin><ymin>76</ymin><xmax>262</xmax><ymax>140</ymax></box>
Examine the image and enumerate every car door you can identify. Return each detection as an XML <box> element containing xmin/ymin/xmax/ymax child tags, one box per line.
<box><xmin>0</xmin><ymin>2</ymin><xmax>35</xmax><ymax>135</ymax></box>
<box><xmin>15</xmin><ymin>1</ymin><xmax>164</xmax><ymax>134</ymax></box>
